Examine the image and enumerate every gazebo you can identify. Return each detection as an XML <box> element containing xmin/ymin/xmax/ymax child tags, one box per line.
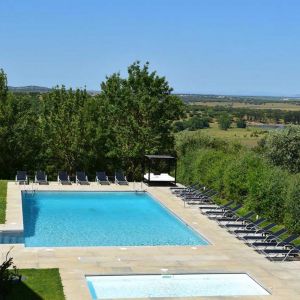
<box><xmin>142</xmin><ymin>155</ymin><xmax>177</xmax><ymax>185</ymax></box>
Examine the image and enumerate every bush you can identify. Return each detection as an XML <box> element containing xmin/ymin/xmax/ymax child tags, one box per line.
<box><xmin>0</xmin><ymin>249</ymin><xmax>21</xmax><ymax>299</ymax></box>
<box><xmin>246</xmin><ymin>165</ymin><xmax>287</xmax><ymax>222</ymax></box>
<box><xmin>218</xmin><ymin>113</ymin><xmax>231</xmax><ymax>130</ymax></box>
<box><xmin>222</xmin><ymin>152</ymin><xmax>259</xmax><ymax>203</ymax></box>
<box><xmin>236</xmin><ymin>118</ymin><xmax>247</xmax><ymax>128</ymax></box>
<box><xmin>176</xmin><ymin>132</ymin><xmax>300</xmax><ymax>233</ymax></box>
<box><xmin>262</xmin><ymin>125</ymin><xmax>300</xmax><ymax>173</ymax></box>
<box><xmin>284</xmin><ymin>175</ymin><xmax>300</xmax><ymax>233</ymax></box>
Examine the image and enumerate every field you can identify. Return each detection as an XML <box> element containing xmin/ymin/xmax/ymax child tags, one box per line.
<box><xmin>193</xmin><ymin>101</ymin><xmax>300</xmax><ymax>111</ymax></box>
<box><xmin>198</xmin><ymin>122</ymin><xmax>265</xmax><ymax>148</ymax></box>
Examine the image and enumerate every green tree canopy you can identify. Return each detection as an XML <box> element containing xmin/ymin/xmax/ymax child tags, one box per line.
<box><xmin>0</xmin><ymin>62</ymin><xmax>184</xmax><ymax>179</ymax></box>
<box><xmin>218</xmin><ymin>113</ymin><xmax>231</xmax><ymax>130</ymax></box>
<box><xmin>261</xmin><ymin>125</ymin><xmax>300</xmax><ymax>173</ymax></box>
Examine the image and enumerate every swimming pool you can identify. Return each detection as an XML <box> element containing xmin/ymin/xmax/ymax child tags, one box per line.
<box><xmin>22</xmin><ymin>191</ymin><xmax>208</xmax><ymax>247</ymax></box>
<box><xmin>86</xmin><ymin>273</ymin><xmax>270</xmax><ymax>299</ymax></box>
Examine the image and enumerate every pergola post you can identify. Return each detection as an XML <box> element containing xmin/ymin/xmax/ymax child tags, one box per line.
<box><xmin>143</xmin><ymin>155</ymin><xmax>177</xmax><ymax>186</ymax></box>
<box><xmin>148</xmin><ymin>157</ymin><xmax>151</xmax><ymax>184</ymax></box>
<box><xmin>174</xmin><ymin>157</ymin><xmax>177</xmax><ymax>185</ymax></box>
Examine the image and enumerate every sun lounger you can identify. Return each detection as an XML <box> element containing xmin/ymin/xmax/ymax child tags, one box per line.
<box><xmin>35</xmin><ymin>171</ymin><xmax>48</xmax><ymax>184</ymax></box>
<box><xmin>206</xmin><ymin>203</ymin><xmax>242</xmax><ymax>216</ymax></box>
<box><xmin>183</xmin><ymin>190</ymin><xmax>217</xmax><ymax>201</ymax></box>
<box><xmin>239</xmin><ymin>223</ymin><xmax>277</xmax><ymax>240</ymax></box>
<box><xmin>95</xmin><ymin>171</ymin><xmax>110</xmax><ymax>185</ymax></box>
<box><xmin>255</xmin><ymin>234</ymin><xmax>299</xmax><ymax>249</ymax></box>
<box><xmin>217</xmin><ymin>211</ymin><xmax>255</xmax><ymax>225</ymax></box>
<box><xmin>207</xmin><ymin>204</ymin><xmax>242</xmax><ymax>220</ymax></box>
<box><xmin>170</xmin><ymin>183</ymin><xmax>199</xmax><ymax>192</ymax></box>
<box><xmin>15</xmin><ymin>171</ymin><xmax>28</xmax><ymax>184</ymax></box>
<box><xmin>76</xmin><ymin>171</ymin><xmax>89</xmax><ymax>185</ymax></box>
<box><xmin>231</xmin><ymin>218</ymin><xmax>266</xmax><ymax>234</ymax></box>
<box><xmin>200</xmin><ymin>200</ymin><xmax>234</xmax><ymax>214</ymax></box>
<box><xmin>263</xmin><ymin>245</ymin><xmax>300</xmax><ymax>261</ymax></box>
<box><xmin>115</xmin><ymin>171</ymin><xmax>128</xmax><ymax>185</ymax></box>
<box><xmin>58</xmin><ymin>171</ymin><xmax>71</xmax><ymax>185</ymax></box>
<box><xmin>247</xmin><ymin>228</ymin><xmax>287</xmax><ymax>247</ymax></box>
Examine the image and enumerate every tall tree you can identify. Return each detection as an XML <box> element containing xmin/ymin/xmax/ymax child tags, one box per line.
<box><xmin>99</xmin><ymin>61</ymin><xmax>185</xmax><ymax>175</ymax></box>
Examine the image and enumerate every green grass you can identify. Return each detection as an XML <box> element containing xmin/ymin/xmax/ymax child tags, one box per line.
<box><xmin>7</xmin><ymin>269</ymin><xmax>65</xmax><ymax>300</ymax></box>
<box><xmin>0</xmin><ymin>180</ymin><xmax>8</xmax><ymax>223</ymax></box>
<box><xmin>199</xmin><ymin>122</ymin><xmax>266</xmax><ymax>148</ymax></box>
<box><xmin>194</xmin><ymin>100</ymin><xmax>300</xmax><ymax>111</ymax></box>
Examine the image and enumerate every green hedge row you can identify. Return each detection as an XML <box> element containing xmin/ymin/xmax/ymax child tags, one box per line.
<box><xmin>176</xmin><ymin>132</ymin><xmax>300</xmax><ymax>234</ymax></box>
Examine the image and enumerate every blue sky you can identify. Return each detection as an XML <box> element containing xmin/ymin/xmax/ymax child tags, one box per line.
<box><xmin>0</xmin><ymin>0</ymin><xmax>299</xmax><ymax>95</ymax></box>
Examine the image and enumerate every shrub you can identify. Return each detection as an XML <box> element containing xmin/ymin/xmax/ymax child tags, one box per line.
<box><xmin>0</xmin><ymin>248</ymin><xmax>21</xmax><ymax>299</ymax></box>
<box><xmin>262</xmin><ymin>125</ymin><xmax>300</xmax><ymax>173</ymax></box>
<box><xmin>176</xmin><ymin>132</ymin><xmax>300</xmax><ymax>233</ymax></box>
<box><xmin>236</xmin><ymin>118</ymin><xmax>247</xmax><ymax>128</ymax></box>
<box><xmin>218</xmin><ymin>113</ymin><xmax>231</xmax><ymax>130</ymax></box>
<box><xmin>222</xmin><ymin>152</ymin><xmax>259</xmax><ymax>203</ymax></box>
<box><xmin>284</xmin><ymin>175</ymin><xmax>300</xmax><ymax>233</ymax></box>
<box><xmin>246</xmin><ymin>165</ymin><xmax>287</xmax><ymax>222</ymax></box>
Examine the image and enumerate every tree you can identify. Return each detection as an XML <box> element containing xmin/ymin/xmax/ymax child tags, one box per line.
<box><xmin>0</xmin><ymin>69</ymin><xmax>8</xmax><ymax>101</ymax></box>
<box><xmin>39</xmin><ymin>86</ymin><xmax>92</xmax><ymax>174</ymax></box>
<box><xmin>0</xmin><ymin>63</ymin><xmax>184</xmax><ymax>179</ymax></box>
<box><xmin>218</xmin><ymin>113</ymin><xmax>231</xmax><ymax>130</ymax></box>
<box><xmin>262</xmin><ymin>125</ymin><xmax>300</xmax><ymax>173</ymax></box>
<box><xmin>236</xmin><ymin>118</ymin><xmax>247</xmax><ymax>128</ymax></box>
<box><xmin>98</xmin><ymin>61</ymin><xmax>185</xmax><ymax>176</ymax></box>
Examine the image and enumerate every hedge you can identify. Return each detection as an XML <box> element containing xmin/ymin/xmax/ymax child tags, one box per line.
<box><xmin>175</xmin><ymin>131</ymin><xmax>300</xmax><ymax>234</ymax></box>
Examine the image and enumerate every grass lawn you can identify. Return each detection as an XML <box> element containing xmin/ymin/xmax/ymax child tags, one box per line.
<box><xmin>7</xmin><ymin>268</ymin><xmax>65</xmax><ymax>300</ymax></box>
<box><xmin>0</xmin><ymin>180</ymin><xmax>8</xmax><ymax>223</ymax></box>
<box><xmin>199</xmin><ymin>122</ymin><xmax>266</xmax><ymax>148</ymax></box>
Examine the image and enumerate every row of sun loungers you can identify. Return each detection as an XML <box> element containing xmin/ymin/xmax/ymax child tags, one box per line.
<box><xmin>16</xmin><ymin>170</ymin><xmax>128</xmax><ymax>185</ymax></box>
<box><xmin>171</xmin><ymin>183</ymin><xmax>300</xmax><ymax>262</ymax></box>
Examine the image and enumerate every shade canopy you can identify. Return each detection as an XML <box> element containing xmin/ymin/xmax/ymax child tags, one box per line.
<box><xmin>143</xmin><ymin>155</ymin><xmax>177</xmax><ymax>185</ymax></box>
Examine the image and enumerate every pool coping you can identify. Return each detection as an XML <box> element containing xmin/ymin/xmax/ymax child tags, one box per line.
<box><xmin>8</xmin><ymin>188</ymin><xmax>211</xmax><ymax>248</ymax></box>
<box><xmin>1</xmin><ymin>182</ymin><xmax>300</xmax><ymax>300</ymax></box>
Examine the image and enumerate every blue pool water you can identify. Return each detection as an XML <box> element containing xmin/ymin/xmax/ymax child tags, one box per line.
<box><xmin>86</xmin><ymin>274</ymin><xmax>270</xmax><ymax>299</ymax></box>
<box><xmin>22</xmin><ymin>191</ymin><xmax>208</xmax><ymax>247</ymax></box>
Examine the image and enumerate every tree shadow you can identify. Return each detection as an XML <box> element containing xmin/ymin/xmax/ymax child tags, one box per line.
<box><xmin>3</xmin><ymin>281</ymin><xmax>43</xmax><ymax>300</ymax></box>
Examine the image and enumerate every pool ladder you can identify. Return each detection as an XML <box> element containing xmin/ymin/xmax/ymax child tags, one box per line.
<box><xmin>22</xmin><ymin>182</ymin><xmax>36</xmax><ymax>196</ymax></box>
<box><xmin>133</xmin><ymin>181</ymin><xmax>146</xmax><ymax>192</ymax></box>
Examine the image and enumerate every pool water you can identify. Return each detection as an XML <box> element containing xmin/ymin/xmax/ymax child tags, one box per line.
<box><xmin>22</xmin><ymin>191</ymin><xmax>208</xmax><ymax>247</ymax></box>
<box><xmin>86</xmin><ymin>273</ymin><xmax>270</xmax><ymax>299</ymax></box>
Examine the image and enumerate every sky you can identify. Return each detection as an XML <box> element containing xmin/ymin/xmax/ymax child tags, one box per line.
<box><xmin>0</xmin><ymin>0</ymin><xmax>300</xmax><ymax>96</ymax></box>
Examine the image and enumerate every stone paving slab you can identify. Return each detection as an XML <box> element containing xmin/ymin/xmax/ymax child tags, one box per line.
<box><xmin>0</xmin><ymin>182</ymin><xmax>299</xmax><ymax>299</ymax></box>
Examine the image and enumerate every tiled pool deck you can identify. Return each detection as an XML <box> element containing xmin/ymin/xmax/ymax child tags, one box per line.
<box><xmin>1</xmin><ymin>182</ymin><xmax>300</xmax><ymax>299</ymax></box>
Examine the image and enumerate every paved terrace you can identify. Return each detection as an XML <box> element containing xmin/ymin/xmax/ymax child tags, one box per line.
<box><xmin>0</xmin><ymin>182</ymin><xmax>300</xmax><ymax>300</ymax></box>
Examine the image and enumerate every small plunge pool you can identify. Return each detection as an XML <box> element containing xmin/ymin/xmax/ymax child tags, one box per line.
<box><xmin>86</xmin><ymin>273</ymin><xmax>270</xmax><ymax>299</ymax></box>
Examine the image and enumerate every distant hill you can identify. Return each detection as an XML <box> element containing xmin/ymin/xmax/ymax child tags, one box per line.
<box><xmin>175</xmin><ymin>93</ymin><xmax>300</xmax><ymax>103</ymax></box>
<box><xmin>8</xmin><ymin>85</ymin><xmax>100</xmax><ymax>95</ymax></box>
<box><xmin>8</xmin><ymin>86</ymin><xmax>51</xmax><ymax>93</ymax></box>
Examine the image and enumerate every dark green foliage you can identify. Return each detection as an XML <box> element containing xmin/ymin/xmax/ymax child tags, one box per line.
<box><xmin>0</xmin><ymin>63</ymin><xmax>184</xmax><ymax>179</ymax></box>
<box><xmin>218</xmin><ymin>113</ymin><xmax>231</xmax><ymax>130</ymax></box>
<box><xmin>173</xmin><ymin>116</ymin><xmax>210</xmax><ymax>132</ymax></box>
<box><xmin>284</xmin><ymin>175</ymin><xmax>300</xmax><ymax>233</ymax></box>
<box><xmin>236</xmin><ymin>118</ymin><xmax>247</xmax><ymax>128</ymax></box>
<box><xmin>176</xmin><ymin>132</ymin><xmax>300</xmax><ymax>233</ymax></box>
<box><xmin>0</xmin><ymin>69</ymin><xmax>8</xmax><ymax>100</ymax></box>
<box><xmin>0</xmin><ymin>249</ymin><xmax>21</xmax><ymax>300</ymax></box>
<box><xmin>260</xmin><ymin>126</ymin><xmax>300</xmax><ymax>173</ymax></box>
